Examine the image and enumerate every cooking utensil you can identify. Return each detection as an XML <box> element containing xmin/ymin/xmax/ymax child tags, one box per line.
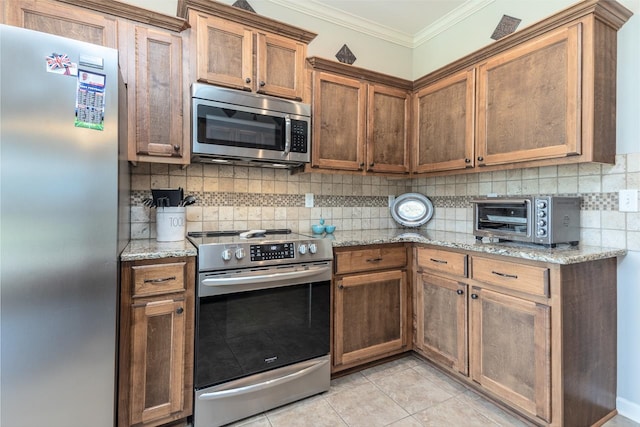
<box><xmin>180</xmin><ymin>195</ymin><xmax>197</xmax><ymax>207</ymax></box>
<box><xmin>151</xmin><ymin>188</ymin><xmax>182</xmax><ymax>207</ymax></box>
<box><xmin>142</xmin><ymin>198</ymin><xmax>155</xmax><ymax>208</ymax></box>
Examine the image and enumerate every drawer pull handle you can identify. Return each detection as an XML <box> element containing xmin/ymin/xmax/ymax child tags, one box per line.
<box><xmin>366</xmin><ymin>258</ymin><xmax>383</xmax><ymax>263</ymax></box>
<box><xmin>491</xmin><ymin>271</ymin><xmax>518</xmax><ymax>279</ymax></box>
<box><xmin>456</xmin><ymin>289</ymin><xmax>464</xmax><ymax>295</ymax></box>
<box><xmin>144</xmin><ymin>276</ymin><xmax>176</xmax><ymax>284</ymax></box>
<box><xmin>430</xmin><ymin>258</ymin><xmax>448</xmax><ymax>264</ymax></box>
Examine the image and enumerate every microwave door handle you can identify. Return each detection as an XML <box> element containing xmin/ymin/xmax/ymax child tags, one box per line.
<box><xmin>283</xmin><ymin>115</ymin><xmax>291</xmax><ymax>157</ymax></box>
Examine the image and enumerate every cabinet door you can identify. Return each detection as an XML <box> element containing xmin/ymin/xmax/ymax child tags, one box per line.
<box><xmin>367</xmin><ymin>84</ymin><xmax>410</xmax><ymax>173</ymax></box>
<box><xmin>413</xmin><ymin>69</ymin><xmax>475</xmax><ymax>173</ymax></box>
<box><xmin>3</xmin><ymin>0</ymin><xmax>117</xmax><ymax>47</ymax></box>
<box><xmin>194</xmin><ymin>12</ymin><xmax>252</xmax><ymax>91</ymax></box>
<box><xmin>130</xmin><ymin>298</ymin><xmax>186</xmax><ymax>425</ymax></box>
<box><xmin>415</xmin><ymin>273</ymin><xmax>468</xmax><ymax>375</ymax></box>
<box><xmin>128</xmin><ymin>25</ymin><xmax>184</xmax><ymax>161</ymax></box>
<box><xmin>312</xmin><ymin>72</ymin><xmax>366</xmax><ymax>171</ymax></box>
<box><xmin>334</xmin><ymin>270</ymin><xmax>407</xmax><ymax>367</ymax></box>
<box><xmin>476</xmin><ymin>24</ymin><xmax>581</xmax><ymax>167</ymax></box>
<box><xmin>256</xmin><ymin>33</ymin><xmax>305</xmax><ymax>100</ymax></box>
<box><xmin>470</xmin><ymin>288</ymin><xmax>551</xmax><ymax>422</ymax></box>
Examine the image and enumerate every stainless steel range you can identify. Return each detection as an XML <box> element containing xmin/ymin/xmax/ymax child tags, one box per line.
<box><xmin>187</xmin><ymin>229</ymin><xmax>333</xmax><ymax>427</ymax></box>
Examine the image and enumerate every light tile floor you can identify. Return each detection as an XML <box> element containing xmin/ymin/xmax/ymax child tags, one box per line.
<box><xmin>226</xmin><ymin>355</ymin><xmax>640</xmax><ymax>427</ymax></box>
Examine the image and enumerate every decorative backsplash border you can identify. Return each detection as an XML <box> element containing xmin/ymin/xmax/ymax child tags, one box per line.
<box><xmin>131</xmin><ymin>191</ymin><xmax>619</xmax><ymax>211</ymax></box>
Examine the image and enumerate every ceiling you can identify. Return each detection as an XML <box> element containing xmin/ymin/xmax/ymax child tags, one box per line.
<box><xmin>269</xmin><ymin>0</ymin><xmax>490</xmax><ymax>47</ymax></box>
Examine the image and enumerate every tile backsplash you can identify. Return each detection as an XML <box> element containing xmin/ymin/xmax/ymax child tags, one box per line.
<box><xmin>130</xmin><ymin>153</ymin><xmax>640</xmax><ymax>250</ymax></box>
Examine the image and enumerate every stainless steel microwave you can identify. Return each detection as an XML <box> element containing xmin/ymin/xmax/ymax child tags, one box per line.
<box><xmin>191</xmin><ymin>83</ymin><xmax>311</xmax><ymax>168</ymax></box>
<box><xmin>472</xmin><ymin>196</ymin><xmax>581</xmax><ymax>247</ymax></box>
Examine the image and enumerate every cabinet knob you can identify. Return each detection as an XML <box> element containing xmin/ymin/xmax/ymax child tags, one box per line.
<box><xmin>259</xmin><ymin>81</ymin><xmax>266</xmax><ymax>87</ymax></box>
<box><xmin>359</xmin><ymin>162</ymin><xmax>365</xmax><ymax>169</ymax></box>
<box><xmin>173</xmin><ymin>145</ymin><xmax>180</xmax><ymax>151</ymax></box>
<box><xmin>338</xmin><ymin>284</ymin><xmax>344</xmax><ymax>290</ymax></box>
<box><xmin>464</xmin><ymin>158</ymin><xmax>471</xmax><ymax>163</ymax></box>
<box><xmin>176</xmin><ymin>307</ymin><xmax>184</xmax><ymax>314</ymax></box>
<box><xmin>477</xmin><ymin>156</ymin><xmax>484</xmax><ymax>162</ymax></box>
<box><xmin>245</xmin><ymin>77</ymin><xmax>252</xmax><ymax>84</ymax></box>
<box><xmin>471</xmin><ymin>293</ymin><xmax>479</xmax><ymax>300</ymax></box>
<box><xmin>369</xmin><ymin>162</ymin><xmax>374</xmax><ymax>167</ymax></box>
<box><xmin>456</xmin><ymin>289</ymin><xmax>464</xmax><ymax>295</ymax></box>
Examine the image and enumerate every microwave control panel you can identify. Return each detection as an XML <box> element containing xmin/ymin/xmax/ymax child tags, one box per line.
<box><xmin>291</xmin><ymin>120</ymin><xmax>308</xmax><ymax>153</ymax></box>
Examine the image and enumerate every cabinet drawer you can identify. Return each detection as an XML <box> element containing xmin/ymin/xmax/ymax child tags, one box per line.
<box><xmin>132</xmin><ymin>262</ymin><xmax>186</xmax><ymax>297</ymax></box>
<box><xmin>471</xmin><ymin>257</ymin><xmax>549</xmax><ymax>297</ymax></box>
<box><xmin>416</xmin><ymin>247</ymin><xmax>467</xmax><ymax>277</ymax></box>
<box><xmin>335</xmin><ymin>246</ymin><xmax>406</xmax><ymax>275</ymax></box>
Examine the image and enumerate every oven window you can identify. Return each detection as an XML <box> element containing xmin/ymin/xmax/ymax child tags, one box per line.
<box><xmin>195</xmin><ymin>281</ymin><xmax>330</xmax><ymax>389</ymax></box>
<box><xmin>477</xmin><ymin>203</ymin><xmax>529</xmax><ymax>235</ymax></box>
<box><xmin>197</xmin><ymin>105</ymin><xmax>285</xmax><ymax>151</ymax></box>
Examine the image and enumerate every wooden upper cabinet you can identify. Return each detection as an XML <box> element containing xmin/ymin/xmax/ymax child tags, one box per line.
<box><xmin>309</xmin><ymin>58</ymin><xmax>412</xmax><ymax>175</ymax></box>
<box><xmin>312</xmin><ymin>71</ymin><xmax>366</xmax><ymax>171</ymax></box>
<box><xmin>126</xmin><ymin>24</ymin><xmax>185</xmax><ymax>163</ymax></box>
<box><xmin>2</xmin><ymin>0</ymin><xmax>117</xmax><ymax>47</ymax></box>
<box><xmin>185</xmin><ymin>3</ymin><xmax>313</xmax><ymax>101</ymax></box>
<box><xmin>476</xmin><ymin>24</ymin><xmax>581</xmax><ymax>167</ymax></box>
<box><xmin>194</xmin><ymin>14</ymin><xmax>252</xmax><ymax>91</ymax></box>
<box><xmin>413</xmin><ymin>69</ymin><xmax>475</xmax><ymax>173</ymax></box>
<box><xmin>367</xmin><ymin>84</ymin><xmax>410</xmax><ymax>173</ymax></box>
<box><xmin>257</xmin><ymin>33</ymin><xmax>306</xmax><ymax>100</ymax></box>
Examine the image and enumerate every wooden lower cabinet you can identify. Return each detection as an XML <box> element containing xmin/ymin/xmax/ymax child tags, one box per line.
<box><xmin>469</xmin><ymin>287</ymin><xmax>551</xmax><ymax>422</ymax></box>
<box><xmin>413</xmin><ymin>246</ymin><xmax>617</xmax><ymax>426</ymax></box>
<box><xmin>415</xmin><ymin>273</ymin><xmax>468</xmax><ymax>375</ymax></box>
<box><xmin>332</xmin><ymin>245</ymin><xmax>410</xmax><ymax>372</ymax></box>
<box><xmin>119</xmin><ymin>256</ymin><xmax>195</xmax><ymax>427</ymax></box>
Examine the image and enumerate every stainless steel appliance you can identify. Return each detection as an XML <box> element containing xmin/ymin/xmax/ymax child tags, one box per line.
<box><xmin>187</xmin><ymin>229</ymin><xmax>332</xmax><ymax>427</ymax></box>
<box><xmin>472</xmin><ymin>196</ymin><xmax>581</xmax><ymax>247</ymax></box>
<box><xmin>0</xmin><ymin>25</ymin><xmax>129</xmax><ymax>427</ymax></box>
<box><xmin>191</xmin><ymin>83</ymin><xmax>311</xmax><ymax>168</ymax></box>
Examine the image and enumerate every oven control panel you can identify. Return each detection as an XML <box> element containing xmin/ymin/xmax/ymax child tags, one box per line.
<box><xmin>250</xmin><ymin>242</ymin><xmax>295</xmax><ymax>261</ymax></box>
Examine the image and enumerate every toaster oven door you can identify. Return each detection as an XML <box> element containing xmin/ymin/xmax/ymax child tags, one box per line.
<box><xmin>473</xmin><ymin>199</ymin><xmax>532</xmax><ymax>242</ymax></box>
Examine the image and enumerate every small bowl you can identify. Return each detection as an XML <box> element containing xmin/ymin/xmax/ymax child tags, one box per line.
<box><xmin>324</xmin><ymin>225</ymin><xmax>336</xmax><ymax>234</ymax></box>
<box><xmin>311</xmin><ymin>224</ymin><xmax>325</xmax><ymax>234</ymax></box>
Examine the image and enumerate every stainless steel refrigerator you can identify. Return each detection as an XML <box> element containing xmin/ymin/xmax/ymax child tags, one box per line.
<box><xmin>0</xmin><ymin>24</ymin><xmax>129</xmax><ymax>427</ymax></box>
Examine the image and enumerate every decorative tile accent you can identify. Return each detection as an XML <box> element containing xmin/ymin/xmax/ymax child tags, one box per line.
<box><xmin>335</xmin><ymin>44</ymin><xmax>357</xmax><ymax>65</ymax></box>
<box><xmin>132</xmin><ymin>191</ymin><xmax>620</xmax><ymax>211</ymax></box>
<box><xmin>232</xmin><ymin>0</ymin><xmax>255</xmax><ymax>13</ymax></box>
<box><xmin>490</xmin><ymin>15</ymin><xmax>521</xmax><ymax>40</ymax></box>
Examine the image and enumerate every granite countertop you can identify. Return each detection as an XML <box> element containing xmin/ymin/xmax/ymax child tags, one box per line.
<box><xmin>121</xmin><ymin>230</ymin><xmax>626</xmax><ymax>265</ymax></box>
<box><xmin>121</xmin><ymin>239</ymin><xmax>197</xmax><ymax>261</ymax></box>
<box><xmin>326</xmin><ymin>229</ymin><xmax>626</xmax><ymax>265</ymax></box>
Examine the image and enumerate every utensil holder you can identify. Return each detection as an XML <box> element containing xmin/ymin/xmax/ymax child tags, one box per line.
<box><xmin>156</xmin><ymin>207</ymin><xmax>186</xmax><ymax>242</ymax></box>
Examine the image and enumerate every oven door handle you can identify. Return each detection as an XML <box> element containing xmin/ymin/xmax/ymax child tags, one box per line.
<box><xmin>198</xmin><ymin>357</ymin><xmax>328</xmax><ymax>400</ymax></box>
<box><xmin>202</xmin><ymin>265</ymin><xmax>330</xmax><ymax>288</ymax></box>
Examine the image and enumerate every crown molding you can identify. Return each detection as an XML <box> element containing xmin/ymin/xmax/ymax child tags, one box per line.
<box><xmin>267</xmin><ymin>0</ymin><xmax>495</xmax><ymax>48</ymax></box>
<box><xmin>413</xmin><ymin>0</ymin><xmax>495</xmax><ymax>47</ymax></box>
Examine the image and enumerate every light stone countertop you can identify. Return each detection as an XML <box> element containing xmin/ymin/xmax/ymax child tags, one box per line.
<box><xmin>325</xmin><ymin>229</ymin><xmax>626</xmax><ymax>265</ymax></box>
<box><xmin>121</xmin><ymin>230</ymin><xmax>626</xmax><ymax>265</ymax></box>
<box><xmin>121</xmin><ymin>239</ymin><xmax>197</xmax><ymax>261</ymax></box>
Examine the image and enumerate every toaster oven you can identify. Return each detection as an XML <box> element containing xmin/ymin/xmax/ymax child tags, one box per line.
<box><xmin>472</xmin><ymin>196</ymin><xmax>581</xmax><ymax>247</ymax></box>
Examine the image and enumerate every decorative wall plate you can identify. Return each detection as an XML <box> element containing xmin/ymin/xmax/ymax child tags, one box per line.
<box><xmin>390</xmin><ymin>193</ymin><xmax>434</xmax><ymax>227</ymax></box>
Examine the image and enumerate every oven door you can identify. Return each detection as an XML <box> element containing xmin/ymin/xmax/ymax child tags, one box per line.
<box><xmin>195</xmin><ymin>261</ymin><xmax>331</xmax><ymax>390</ymax></box>
<box><xmin>473</xmin><ymin>198</ymin><xmax>533</xmax><ymax>242</ymax></box>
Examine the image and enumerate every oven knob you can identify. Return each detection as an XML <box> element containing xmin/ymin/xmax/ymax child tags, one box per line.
<box><xmin>537</xmin><ymin>229</ymin><xmax>547</xmax><ymax>236</ymax></box>
<box><xmin>537</xmin><ymin>210</ymin><xmax>546</xmax><ymax>218</ymax></box>
<box><xmin>538</xmin><ymin>220</ymin><xmax>546</xmax><ymax>227</ymax></box>
<box><xmin>235</xmin><ymin>248</ymin><xmax>246</xmax><ymax>260</ymax></box>
<box><xmin>537</xmin><ymin>201</ymin><xmax>547</xmax><ymax>209</ymax></box>
<box><xmin>308</xmin><ymin>243</ymin><xmax>317</xmax><ymax>254</ymax></box>
<box><xmin>298</xmin><ymin>244</ymin><xmax>307</xmax><ymax>255</ymax></box>
<box><xmin>221</xmin><ymin>249</ymin><xmax>233</xmax><ymax>261</ymax></box>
